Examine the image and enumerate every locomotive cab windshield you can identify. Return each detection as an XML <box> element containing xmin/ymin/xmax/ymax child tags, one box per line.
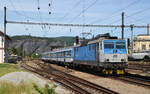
<box><xmin>116</xmin><ymin>42</ymin><xmax>126</xmax><ymax>49</ymax></box>
<box><xmin>103</xmin><ymin>40</ymin><xmax>127</xmax><ymax>54</ymax></box>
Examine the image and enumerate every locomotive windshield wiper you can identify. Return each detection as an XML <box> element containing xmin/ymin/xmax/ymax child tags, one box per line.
<box><xmin>113</xmin><ymin>50</ymin><xmax>117</xmax><ymax>53</ymax></box>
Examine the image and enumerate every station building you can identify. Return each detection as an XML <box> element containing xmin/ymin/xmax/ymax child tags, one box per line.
<box><xmin>0</xmin><ymin>30</ymin><xmax>10</xmax><ymax>63</ymax></box>
<box><xmin>133</xmin><ymin>24</ymin><xmax>150</xmax><ymax>52</ymax></box>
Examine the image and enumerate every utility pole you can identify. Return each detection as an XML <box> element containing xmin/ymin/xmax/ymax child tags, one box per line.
<box><xmin>130</xmin><ymin>24</ymin><xmax>134</xmax><ymax>54</ymax></box>
<box><xmin>4</xmin><ymin>7</ymin><xmax>7</xmax><ymax>63</ymax></box>
<box><xmin>121</xmin><ymin>12</ymin><xmax>124</xmax><ymax>39</ymax></box>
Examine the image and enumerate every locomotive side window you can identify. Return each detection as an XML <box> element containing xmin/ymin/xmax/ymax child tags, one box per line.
<box><xmin>104</xmin><ymin>42</ymin><xmax>114</xmax><ymax>49</ymax></box>
<box><xmin>92</xmin><ymin>44</ymin><xmax>95</xmax><ymax>49</ymax></box>
<box><xmin>116</xmin><ymin>42</ymin><xmax>126</xmax><ymax>49</ymax></box>
<box><xmin>76</xmin><ymin>48</ymin><xmax>78</xmax><ymax>52</ymax></box>
<box><xmin>89</xmin><ymin>45</ymin><xmax>91</xmax><ymax>50</ymax></box>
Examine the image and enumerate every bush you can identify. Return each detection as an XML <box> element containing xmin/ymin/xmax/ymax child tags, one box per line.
<box><xmin>33</xmin><ymin>83</ymin><xmax>57</xmax><ymax>94</ymax></box>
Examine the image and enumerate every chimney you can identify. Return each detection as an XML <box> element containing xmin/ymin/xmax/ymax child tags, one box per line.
<box><xmin>147</xmin><ymin>24</ymin><xmax>150</xmax><ymax>35</ymax></box>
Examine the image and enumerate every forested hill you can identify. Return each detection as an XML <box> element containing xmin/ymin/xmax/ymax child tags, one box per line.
<box><xmin>9</xmin><ymin>35</ymin><xmax>75</xmax><ymax>56</ymax></box>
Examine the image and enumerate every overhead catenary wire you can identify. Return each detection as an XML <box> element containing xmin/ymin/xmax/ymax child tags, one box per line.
<box><xmin>126</xmin><ymin>7</ymin><xmax>150</xmax><ymax>19</ymax></box>
<box><xmin>8</xmin><ymin>0</ymin><xmax>37</xmax><ymax>20</ymax></box>
<box><xmin>61</xmin><ymin>0</ymin><xmax>82</xmax><ymax>20</ymax></box>
<box><xmin>90</xmin><ymin>0</ymin><xmax>141</xmax><ymax>24</ymax></box>
<box><xmin>82</xmin><ymin>0</ymin><xmax>85</xmax><ymax>33</ymax></box>
<box><xmin>69</xmin><ymin>0</ymin><xmax>99</xmax><ymax>23</ymax></box>
<box><xmin>110</xmin><ymin>6</ymin><xmax>150</xmax><ymax>24</ymax></box>
<box><xmin>125</xmin><ymin>15</ymin><xmax>147</xmax><ymax>24</ymax></box>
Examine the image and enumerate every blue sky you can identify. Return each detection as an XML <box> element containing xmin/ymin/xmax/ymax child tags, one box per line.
<box><xmin>0</xmin><ymin>0</ymin><xmax>150</xmax><ymax>38</ymax></box>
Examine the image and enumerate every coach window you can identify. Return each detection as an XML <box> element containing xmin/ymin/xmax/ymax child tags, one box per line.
<box><xmin>59</xmin><ymin>52</ymin><xmax>61</xmax><ymax>57</ymax></box>
<box><xmin>54</xmin><ymin>53</ymin><xmax>56</xmax><ymax>57</ymax></box>
<box><xmin>65</xmin><ymin>51</ymin><xmax>67</xmax><ymax>56</ymax></box>
<box><xmin>62</xmin><ymin>52</ymin><xmax>64</xmax><ymax>57</ymax></box>
<box><xmin>66</xmin><ymin>51</ymin><xmax>71</xmax><ymax>56</ymax></box>
<box><xmin>55</xmin><ymin>53</ymin><xmax>57</xmax><ymax>57</ymax></box>
<box><xmin>60</xmin><ymin>52</ymin><xmax>62</xmax><ymax>57</ymax></box>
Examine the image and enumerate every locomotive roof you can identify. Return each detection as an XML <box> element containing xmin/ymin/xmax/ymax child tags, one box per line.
<box><xmin>88</xmin><ymin>38</ymin><xmax>125</xmax><ymax>44</ymax></box>
<box><xmin>42</xmin><ymin>46</ymin><xmax>75</xmax><ymax>54</ymax></box>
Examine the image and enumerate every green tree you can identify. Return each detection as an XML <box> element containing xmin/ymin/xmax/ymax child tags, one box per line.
<box><xmin>31</xmin><ymin>53</ymin><xmax>41</xmax><ymax>59</ymax></box>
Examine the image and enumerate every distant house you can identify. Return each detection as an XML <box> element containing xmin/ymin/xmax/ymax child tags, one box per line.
<box><xmin>133</xmin><ymin>24</ymin><xmax>150</xmax><ymax>52</ymax></box>
<box><xmin>0</xmin><ymin>30</ymin><xmax>11</xmax><ymax>63</ymax></box>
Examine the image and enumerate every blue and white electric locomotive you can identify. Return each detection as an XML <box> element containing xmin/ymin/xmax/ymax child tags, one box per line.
<box><xmin>41</xmin><ymin>37</ymin><xmax>128</xmax><ymax>75</ymax></box>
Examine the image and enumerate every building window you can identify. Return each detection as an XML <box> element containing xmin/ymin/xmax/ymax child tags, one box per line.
<box><xmin>2</xmin><ymin>38</ymin><xmax>3</xmax><ymax>42</ymax></box>
<box><xmin>142</xmin><ymin>45</ymin><xmax>146</xmax><ymax>50</ymax></box>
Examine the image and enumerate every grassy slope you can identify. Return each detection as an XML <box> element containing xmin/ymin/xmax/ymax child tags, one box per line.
<box><xmin>0</xmin><ymin>64</ymin><xmax>34</xmax><ymax>94</ymax></box>
<box><xmin>0</xmin><ymin>64</ymin><xmax>57</xmax><ymax>94</ymax></box>
<box><xmin>0</xmin><ymin>81</ymin><xmax>35</xmax><ymax>94</ymax></box>
<box><xmin>0</xmin><ymin>63</ymin><xmax>24</xmax><ymax>77</ymax></box>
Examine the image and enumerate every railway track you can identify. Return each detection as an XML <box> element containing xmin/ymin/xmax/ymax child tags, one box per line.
<box><xmin>21</xmin><ymin>61</ymin><xmax>119</xmax><ymax>94</ymax></box>
<box><xmin>110</xmin><ymin>73</ymin><xmax>150</xmax><ymax>88</ymax></box>
<box><xmin>47</xmin><ymin>62</ymin><xmax>150</xmax><ymax>88</ymax></box>
<box><xmin>21</xmin><ymin>63</ymin><xmax>91</xmax><ymax>94</ymax></box>
<box><xmin>39</xmin><ymin>60</ymin><xmax>150</xmax><ymax>89</ymax></box>
<box><xmin>128</xmin><ymin>64</ymin><xmax>150</xmax><ymax>72</ymax></box>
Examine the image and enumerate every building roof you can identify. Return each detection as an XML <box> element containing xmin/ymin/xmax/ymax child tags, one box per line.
<box><xmin>0</xmin><ymin>30</ymin><xmax>11</xmax><ymax>40</ymax></box>
<box><xmin>137</xmin><ymin>34</ymin><xmax>150</xmax><ymax>36</ymax></box>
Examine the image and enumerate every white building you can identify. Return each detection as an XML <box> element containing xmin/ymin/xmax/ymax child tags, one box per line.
<box><xmin>0</xmin><ymin>30</ymin><xmax>10</xmax><ymax>63</ymax></box>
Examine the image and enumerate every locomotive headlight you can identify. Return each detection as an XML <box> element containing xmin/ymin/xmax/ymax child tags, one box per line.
<box><xmin>121</xmin><ymin>59</ymin><xmax>125</xmax><ymax>62</ymax></box>
<box><xmin>105</xmin><ymin>59</ymin><xmax>109</xmax><ymax>62</ymax></box>
<box><xmin>106</xmin><ymin>59</ymin><xmax>109</xmax><ymax>62</ymax></box>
